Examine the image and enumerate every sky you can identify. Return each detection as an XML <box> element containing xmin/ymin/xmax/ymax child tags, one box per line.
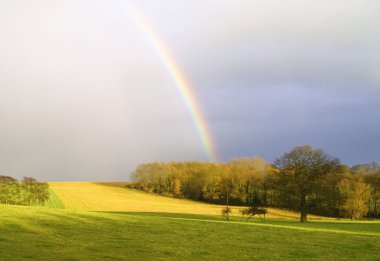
<box><xmin>0</xmin><ymin>0</ymin><xmax>379</xmax><ymax>181</ymax></box>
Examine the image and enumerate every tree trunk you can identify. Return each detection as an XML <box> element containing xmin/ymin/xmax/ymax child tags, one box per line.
<box><xmin>226</xmin><ymin>191</ymin><xmax>229</xmax><ymax>207</ymax></box>
<box><xmin>368</xmin><ymin>199</ymin><xmax>371</xmax><ymax>219</ymax></box>
<box><xmin>263</xmin><ymin>188</ymin><xmax>267</xmax><ymax>207</ymax></box>
<box><xmin>374</xmin><ymin>200</ymin><xmax>378</xmax><ymax>218</ymax></box>
<box><xmin>300</xmin><ymin>195</ymin><xmax>308</xmax><ymax>222</ymax></box>
<box><xmin>300</xmin><ymin>210</ymin><xmax>308</xmax><ymax>222</ymax></box>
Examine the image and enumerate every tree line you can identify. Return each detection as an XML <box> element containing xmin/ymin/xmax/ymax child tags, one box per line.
<box><xmin>131</xmin><ymin>145</ymin><xmax>380</xmax><ymax>222</ymax></box>
<box><xmin>0</xmin><ymin>176</ymin><xmax>50</xmax><ymax>206</ymax></box>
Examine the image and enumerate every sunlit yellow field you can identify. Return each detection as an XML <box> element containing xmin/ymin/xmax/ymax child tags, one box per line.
<box><xmin>49</xmin><ymin>182</ymin><xmax>233</xmax><ymax>215</ymax></box>
<box><xmin>49</xmin><ymin>182</ymin><xmax>324</xmax><ymax>219</ymax></box>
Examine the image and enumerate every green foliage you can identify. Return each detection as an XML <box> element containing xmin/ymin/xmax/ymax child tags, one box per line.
<box><xmin>43</xmin><ymin>188</ymin><xmax>64</xmax><ymax>208</ymax></box>
<box><xmin>0</xmin><ymin>176</ymin><xmax>49</xmax><ymax>206</ymax></box>
<box><xmin>0</xmin><ymin>181</ymin><xmax>19</xmax><ymax>204</ymax></box>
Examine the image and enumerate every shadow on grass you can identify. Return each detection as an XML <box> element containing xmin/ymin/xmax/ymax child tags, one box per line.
<box><xmin>99</xmin><ymin>211</ymin><xmax>287</xmax><ymax>224</ymax></box>
<box><xmin>96</xmin><ymin>211</ymin><xmax>380</xmax><ymax>237</ymax></box>
<box><xmin>100</xmin><ymin>211</ymin><xmax>226</xmax><ymax>221</ymax></box>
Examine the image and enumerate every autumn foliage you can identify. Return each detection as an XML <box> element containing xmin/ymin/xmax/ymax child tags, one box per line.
<box><xmin>131</xmin><ymin>146</ymin><xmax>379</xmax><ymax>221</ymax></box>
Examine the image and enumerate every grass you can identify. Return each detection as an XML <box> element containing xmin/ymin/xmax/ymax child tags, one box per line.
<box><xmin>1</xmin><ymin>204</ymin><xmax>380</xmax><ymax>260</ymax></box>
<box><xmin>48</xmin><ymin>182</ymin><xmax>231</xmax><ymax>215</ymax></box>
<box><xmin>48</xmin><ymin>182</ymin><xmax>323</xmax><ymax>219</ymax></box>
<box><xmin>43</xmin><ymin>188</ymin><xmax>64</xmax><ymax>209</ymax></box>
<box><xmin>92</xmin><ymin>182</ymin><xmax>133</xmax><ymax>188</ymax></box>
<box><xmin>2</xmin><ymin>182</ymin><xmax>380</xmax><ymax>260</ymax></box>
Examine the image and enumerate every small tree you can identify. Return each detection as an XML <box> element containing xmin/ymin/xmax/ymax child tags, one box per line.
<box><xmin>221</xmin><ymin>182</ymin><xmax>232</xmax><ymax>221</ymax></box>
<box><xmin>240</xmin><ymin>206</ymin><xmax>267</xmax><ymax>221</ymax></box>
<box><xmin>221</xmin><ymin>207</ymin><xmax>232</xmax><ymax>221</ymax></box>
<box><xmin>172</xmin><ymin>178</ymin><xmax>182</xmax><ymax>198</ymax></box>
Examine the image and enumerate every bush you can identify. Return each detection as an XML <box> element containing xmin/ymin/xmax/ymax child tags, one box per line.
<box><xmin>221</xmin><ymin>206</ymin><xmax>232</xmax><ymax>221</ymax></box>
<box><xmin>0</xmin><ymin>176</ymin><xmax>49</xmax><ymax>206</ymax></box>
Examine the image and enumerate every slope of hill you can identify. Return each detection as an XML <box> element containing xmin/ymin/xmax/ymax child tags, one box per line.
<box><xmin>43</xmin><ymin>188</ymin><xmax>64</xmax><ymax>209</ymax></box>
<box><xmin>49</xmin><ymin>182</ymin><xmax>325</xmax><ymax>220</ymax></box>
<box><xmin>49</xmin><ymin>182</ymin><xmax>232</xmax><ymax>215</ymax></box>
<box><xmin>1</xmin><ymin>204</ymin><xmax>380</xmax><ymax>260</ymax></box>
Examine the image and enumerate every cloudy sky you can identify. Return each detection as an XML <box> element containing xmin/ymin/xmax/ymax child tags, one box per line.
<box><xmin>0</xmin><ymin>0</ymin><xmax>379</xmax><ymax>181</ymax></box>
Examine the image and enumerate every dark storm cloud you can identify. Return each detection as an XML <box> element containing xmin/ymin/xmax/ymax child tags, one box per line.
<box><xmin>136</xmin><ymin>0</ymin><xmax>380</xmax><ymax>164</ymax></box>
<box><xmin>203</xmin><ymin>86</ymin><xmax>380</xmax><ymax>164</ymax></box>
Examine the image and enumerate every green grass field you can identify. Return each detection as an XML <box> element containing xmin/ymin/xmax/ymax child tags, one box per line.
<box><xmin>43</xmin><ymin>188</ymin><xmax>64</xmax><ymax>209</ymax></box>
<box><xmin>1</xmin><ymin>182</ymin><xmax>380</xmax><ymax>260</ymax></box>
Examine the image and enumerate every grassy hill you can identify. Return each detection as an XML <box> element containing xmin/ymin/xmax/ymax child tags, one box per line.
<box><xmin>49</xmin><ymin>182</ymin><xmax>228</xmax><ymax>215</ymax></box>
<box><xmin>48</xmin><ymin>182</ymin><xmax>323</xmax><ymax>219</ymax></box>
<box><xmin>1</xmin><ymin>204</ymin><xmax>380</xmax><ymax>260</ymax></box>
<box><xmin>1</xmin><ymin>182</ymin><xmax>380</xmax><ymax>260</ymax></box>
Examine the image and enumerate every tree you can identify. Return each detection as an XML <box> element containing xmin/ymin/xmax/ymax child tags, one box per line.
<box><xmin>274</xmin><ymin>145</ymin><xmax>340</xmax><ymax>222</ymax></box>
<box><xmin>338</xmin><ymin>177</ymin><xmax>372</xmax><ymax>220</ymax></box>
<box><xmin>0</xmin><ymin>175</ymin><xmax>17</xmax><ymax>183</ymax></box>
<box><xmin>352</xmin><ymin>162</ymin><xmax>380</xmax><ymax>174</ymax></box>
<box><xmin>172</xmin><ymin>178</ymin><xmax>182</xmax><ymax>198</ymax></box>
<box><xmin>239</xmin><ymin>206</ymin><xmax>267</xmax><ymax>221</ymax></box>
<box><xmin>314</xmin><ymin>172</ymin><xmax>344</xmax><ymax>217</ymax></box>
<box><xmin>21</xmin><ymin>177</ymin><xmax>49</xmax><ymax>205</ymax></box>
<box><xmin>226</xmin><ymin>157</ymin><xmax>268</xmax><ymax>206</ymax></box>
<box><xmin>364</xmin><ymin>173</ymin><xmax>380</xmax><ymax>218</ymax></box>
<box><xmin>0</xmin><ymin>176</ymin><xmax>19</xmax><ymax>204</ymax></box>
<box><xmin>221</xmin><ymin>206</ymin><xmax>232</xmax><ymax>221</ymax></box>
<box><xmin>0</xmin><ymin>175</ymin><xmax>49</xmax><ymax>206</ymax></box>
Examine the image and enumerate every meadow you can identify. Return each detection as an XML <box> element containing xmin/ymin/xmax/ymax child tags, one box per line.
<box><xmin>1</xmin><ymin>182</ymin><xmax>379</xmax><ymax>260</ymax></box>
<box><xmin>47</xmin><ymin>182</ymin><xmax>323</xmax><ymax>219</ymax></box>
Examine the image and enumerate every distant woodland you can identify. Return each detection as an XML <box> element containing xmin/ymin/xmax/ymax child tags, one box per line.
<box><xmin>0</xmin><ymin>176</ymin><xmax>49</xmax><ymax>206</ymax></box>
<box><xmin>131</xmin><ymin>145</ymin><xmax>380</xmax><ymax>222</ymax></box>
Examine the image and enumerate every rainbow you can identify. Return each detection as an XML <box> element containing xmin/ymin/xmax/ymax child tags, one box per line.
<box><xmin>119</xmin><ymin>1</ymin><xmax>217</xmax><ymax>162</ymax></box>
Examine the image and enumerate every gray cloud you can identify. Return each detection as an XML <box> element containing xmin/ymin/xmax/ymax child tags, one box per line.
<box><xmin>0</xmin><ymin>0</ymin><xmax>379</xmax><ymax>180</ymax></box>
<box><xmin>136</xmin><ymin>0</ymin><xmax>380</xmax><ymax>91</ymax></box>
<box><xmin>136</xmin><ymin>0</ymin><xmax>380</xmax><ymax>164</ymax></box>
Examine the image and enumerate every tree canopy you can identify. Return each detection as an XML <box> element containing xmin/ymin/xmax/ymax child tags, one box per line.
<box><xmin>273</xmin><ymin>145</ymin><xmax>341</xmax><ymax>222</ymax></box>
<box><xmin>131</xmin><ymin>145</ymin><xmax>379</xmax><ymax>221</ymax></box>
<box><xmin>0</xmin><ymin>176</ymin><xmax>49</xmax><ymax>206</ymax></box>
